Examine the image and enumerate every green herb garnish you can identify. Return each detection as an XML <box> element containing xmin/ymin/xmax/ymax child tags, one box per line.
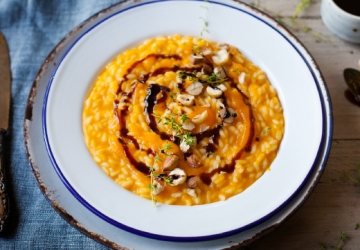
<box><xmin>161</xmin><ymin>113</ymin><xmax>196</xmax><ymax>148</ymax></box>
<box><xmin>180</xmin><ymin>113</ymin><xmax>190</xmax><ymax>123</ymax></box>
<box><xmin>192</xmin><ymin>45</ymin><xmax>202</xmax><ymax>55</ymax></box>
<box><xmin>294</xmin><ymin>0</ymin><xmax>313</xmax><ymax>18</ymax></box>
<box><xmin>262</xmin><ymin>127</ymin><xmax>271</xmax><ymax>135</ymax></box>
<box><xmin>232</xmin><ymin>68</ymin><xmax>241</xmax><ymax>75</ymax></box>
<box><xmin>158</xmin><ymin>141</ymin><xmax>172</xmax><ymax>156</ymax></box>
<box><xmin>334</xmin><ymin>232</ymin><xmax>348</xmax><ymax>250</ymax></box>
<box><xmin>155</xmin><ymin>152</ymin><xmax>163</xmax><ymax>162</ymax></box>
<box><xmin>179</xmin><ymin>131</ymin><xmax>196</xmax><ymax>146</ymax></box>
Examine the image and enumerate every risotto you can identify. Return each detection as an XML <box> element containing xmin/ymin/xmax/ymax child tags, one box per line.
<box><xmin>82</xmin><ymin>35</ymin><xmax>284</xmax><ymax>205</ymax></box>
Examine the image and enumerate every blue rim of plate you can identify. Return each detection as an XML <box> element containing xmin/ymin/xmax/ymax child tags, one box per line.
<box><xmin>42</xmin><ymin>0</ymin><xmax>333</xmax><ymax>242</ymax></box>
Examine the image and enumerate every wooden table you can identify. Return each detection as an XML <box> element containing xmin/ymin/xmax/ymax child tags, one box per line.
<box><xmin>238</xmin><ymin>0</ymin><xmax>360</xmax><ymax>249</ymax></box>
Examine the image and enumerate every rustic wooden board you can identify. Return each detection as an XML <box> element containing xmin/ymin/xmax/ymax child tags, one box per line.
<box><xmin>247</xmin><ymin>140</ymin><xmax>360</xmax><ymax>249</ymax></box>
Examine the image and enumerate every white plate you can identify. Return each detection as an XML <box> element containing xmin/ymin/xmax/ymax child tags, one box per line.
<box><xmin>40</xmin><ymin>0</ymin><xmax>331</xmax><ymax>241</ymax></box>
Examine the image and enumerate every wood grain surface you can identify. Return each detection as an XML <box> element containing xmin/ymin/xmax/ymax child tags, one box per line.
<box><xmin>240</xmin><ymin>0</ymin><xmax>360</xmax><ymax>249</ymax></box>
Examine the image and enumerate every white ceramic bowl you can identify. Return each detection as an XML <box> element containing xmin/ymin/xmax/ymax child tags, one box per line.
<box><xmin>321</xmin><ymin>0</ymin><xmax>360</xmax><ymax>43</ymax></box>
<box><xmin>42</xmin><ymin>0</ymin><xmax>332</xmax><ymax>242</ymax></box>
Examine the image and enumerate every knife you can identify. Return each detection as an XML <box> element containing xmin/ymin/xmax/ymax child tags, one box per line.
<box><xmin>0</xmin><ymin>32</ymin><xmax>10</xmax><ymax>233</ymax></box>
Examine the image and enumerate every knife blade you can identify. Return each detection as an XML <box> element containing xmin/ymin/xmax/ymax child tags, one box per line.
<box><xmin>0</xmin><ymin>32</ymin><xmax>11</xmax><ymax>233</ymax></box>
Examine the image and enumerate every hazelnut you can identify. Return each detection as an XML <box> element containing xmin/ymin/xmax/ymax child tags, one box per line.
<box><xmin>202</xmin><ymin>64</ymin><xmax>213</xmax><ymax>75</ymax></box>
<box><xmin>152</xmin><ymin>181</ymin><xmax>164</xmax><ymax>195</ymax></box>
<box><xmin>186</xmin><ymin>176</ymin><xmax>198</xmax><ymax>189</ymax></box>
<box><xmin>177</xmin><ymin>94</ymin><xmax>195</xmax><ymax>106</ymax></box>
<box><xmin>163</xmin><ymin>155</ymin><xmax>180</xmax><ymax>171</ymax></box>
<box><xmin>201</xmin><ymin>47</ymin><xmax>212</xmax><ymax>55</ymax></box>
<box><xmin>218</xmin><ymin>43</ymin><xmax>230</xmax><ymax>51</ymax></box>
<box><xmin>190</xmin><ymin>54</ymin><xmax>206</xmax><ymax>65</ymax></box>
<box><xmin>186</xmin><ymin>154</ymin><xmax>201</xmax><ymax>168</ymax></box>
<box><xmin>191</xmin><ymin>110</ymin><xmax>208</xmax><ymax>124</ymax></box>
<box><xmin>182</xmin><ymin>120</ymin><xmax>195</xmax><ymax>131</ymax></box>
<box><xmin>217</xmin><ymin>84</ymin><xmax>227</xmax><ymax>92</ymax></box>
<box><xmin>187</xmin><ymin>188</ymin><xmax>197</xmax><ymax>198</ymax></box>
<box><xmin>186</xmin><ymin>81</ymin><xmax>203</xmax><ymax>95</ymax></box>
<box><xmin>206</xmin><ymin>86</ymin><xmax>223</xmax><ymax>98</ymax></box>
<box><xmin>214</xmin><ymin>66</ymin><xmax>227</xmax><ymax>79</ymax></box>
<box><xmin>238</xmin><ymin>72</ymin><xmax>246</xmax><ymax>84</ymax></box>
<box><xmin>212</xmin><ymin>49</ymin><xmax>229</xmax><ymax>65</ymax></box>
<box><xmin>169</xmin><ymin>168</ymin><xmax>187</xmax><ymax>186</ymax></box>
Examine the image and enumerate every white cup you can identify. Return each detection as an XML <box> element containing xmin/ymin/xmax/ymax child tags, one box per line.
<box><xmin>321</xmin><ymin>0</ymin><xmax>360</xmax><ymax>43</ymax></box>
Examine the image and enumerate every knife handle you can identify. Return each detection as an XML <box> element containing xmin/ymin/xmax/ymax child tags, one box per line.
<box><xmin>0</xmin><ymin>128</ymin><xmax>9</xmax><ymax>232</ymax></box>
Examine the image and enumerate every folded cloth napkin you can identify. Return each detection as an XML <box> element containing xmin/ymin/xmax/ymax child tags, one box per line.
<box><xmin>0</xmin><ymin>1</ymin><xmax>123</xmax><ymax>249</ymax></box>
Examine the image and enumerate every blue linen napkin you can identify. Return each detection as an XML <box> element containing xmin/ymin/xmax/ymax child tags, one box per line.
<box><xmin>0</xmin><ymin>1</ymin><xmax>124</xmax><ymax>249</ymax></box>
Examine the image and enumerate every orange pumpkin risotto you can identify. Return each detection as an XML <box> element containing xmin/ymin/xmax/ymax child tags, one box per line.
<box><xmin>82</xmin><ymin>35</ymin><xmax>284</xmax><ymax>205</ymax></box>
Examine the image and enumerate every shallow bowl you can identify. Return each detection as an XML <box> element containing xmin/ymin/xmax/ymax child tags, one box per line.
<box><xmin>42</xmin><ymin>0</ymin><xmax>332</xmax><ymax>241</ymax></box>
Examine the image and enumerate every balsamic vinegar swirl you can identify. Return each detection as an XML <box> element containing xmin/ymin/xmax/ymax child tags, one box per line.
<box><xmin>114</xmin><ymin>53</ymin><xmax>255</xmax><ymax>185</ymax></box>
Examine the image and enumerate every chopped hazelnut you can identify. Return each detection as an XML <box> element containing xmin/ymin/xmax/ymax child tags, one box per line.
<box><xmin>202</xmin><ymin>64</ymin><xmax>213</xmax><ymax>75</ymax></box>
<box><xmin>212</xmin><ymin>49</ymin><xmax>229</xmax><ymax>65</ymax></box>
<box><xmin>191</xmin><ymin>110</ymin><xmax>208</xmax><ymax>124</ymax></box>
<box><xmin>169</xmin><ymin>168</ymin><xmax>187</xmax><ymax>186</ymax></box>
<box><xmin>190</xmin><ymin>54</ymin><xmax>206</xmax><ymax>65</ymax></box>
<box><xmin>186</xmin><ymin>154</ymin><xmax>201</xmax><ymax>168</ymax></box>
<box><xmin>177</xmin><ymin>94</ymin><xmax>195</xmax><ymax>106</ymax></box>
<box><xmin>186</xmin><ymin>176</ymin><xmax>198</xmax><ymax>189</ymax></box>
<box><xmin>152</xmin><ymin>181</ymin><xmax>164</xmax><ymax>195</ymax></box>
<box><xmin>206</xmin><ymin>86</ymin><xmax>223</xmax><ymax>98</ymax></box>
<box><xmin>163</xmin><ymin>155</ymin><xmax>180</xmax><ymax>171</ymax></box>
<box><xmin>218</xmin><ymin>43</ymin><xmax>230</xmax><ymax>51</ymax></box>
<box><xmin>186</xmin><ymin>82</ymin><xmax>203</xmax><ymax>95</ymax></box>
<box><xmin>201</xmin><ymin>47</ymin><xmax>212</xmax><ymax>55</ymax></box>
<box><xmin>214</xmin><ymin>66</ymin><xmax>227</xmax><ymax>79</ymax></box>
<box><xmin>182</xmin><ymin>120</ymin><xmax>195</xmax><ymax>131</ymax></box>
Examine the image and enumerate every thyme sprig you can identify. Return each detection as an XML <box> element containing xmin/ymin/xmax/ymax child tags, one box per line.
<box><xmin>334</xmin><ymin>232</ymin><xmax>348</xmax><ymax>250</ymax></box>
<box><xmin>148</xmin><ymin>166</ymin><xmax>157</xmax><ymax>206</ymax></box>
<box><xmin>158</xmin><ymin>112</ymin><xmax>195</xmax><ymax>147</ymax></box>
<box><xmin>148</xmin><ymin>142</ymin><xmax>174</xmax><ymax>206</ymax></box>
<box><xmin>192</xmin><ymin>45</ymin><xmax>202</xmax><ymax>55</ymax></box>
<box><xmin>177</xmin><ymin>71</ymin><xmax>227</xmax><ymax>87</ymax></box>
<box><xmin>158</xmin><ymin>141</ymin><xmax>172</xmax><ymax>156</ymax></box>
<box><xmin>200</xmin><ymin>0</ymin><xmax>209</xmax><ymax>37</ymax></box>
<box><xmin>294</xmin><ymin>0</ymin><xmax>314</xmax><ymax>18</ymax></box>
<box><xmin>232</xmin><ymin>68</ymin><xmax>241</xmax><ymax>75</ymax></box>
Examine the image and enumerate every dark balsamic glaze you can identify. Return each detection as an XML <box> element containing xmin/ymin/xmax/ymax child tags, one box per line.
<box><xmin>176</xmin><ymin>82</ymin><xmax>185</xmax><ymax>91</ymax></box>
<box><xmin>127</xmin><ymin>54</ymin><xmax>181</xmax><ymax>75</ymax></box>
<box><xmin>117</xmin><ymin>106</ymin><xmax>149</xmax><ymax>174</ymax></box>
<box><xmin>344</xmin><ymin>89</ymin><xmax>360</xmax><ymax>107</ymax></box>
<box><xmin>204</xmin><ymin>143</ymin><xmax>216</xmax><ymax>156</ymax></box>
<box><xmin>200</xmin><ymin>149</ymin><xmax>244</xmax><ymax>185</ymax></box>
<box><xmin>113</xmin><ymin>53</ymin><xmax>256</xmax><ymax>182</ymax></box>
<box><xmin>114</xmin><ymin>83</ymin><xmax>149</xmax><ymax>174</ymax></box>
<box><xmin>144</xmin><ymin>83</ymin><xmax>170</xmax><ymax>133</ymax></box>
